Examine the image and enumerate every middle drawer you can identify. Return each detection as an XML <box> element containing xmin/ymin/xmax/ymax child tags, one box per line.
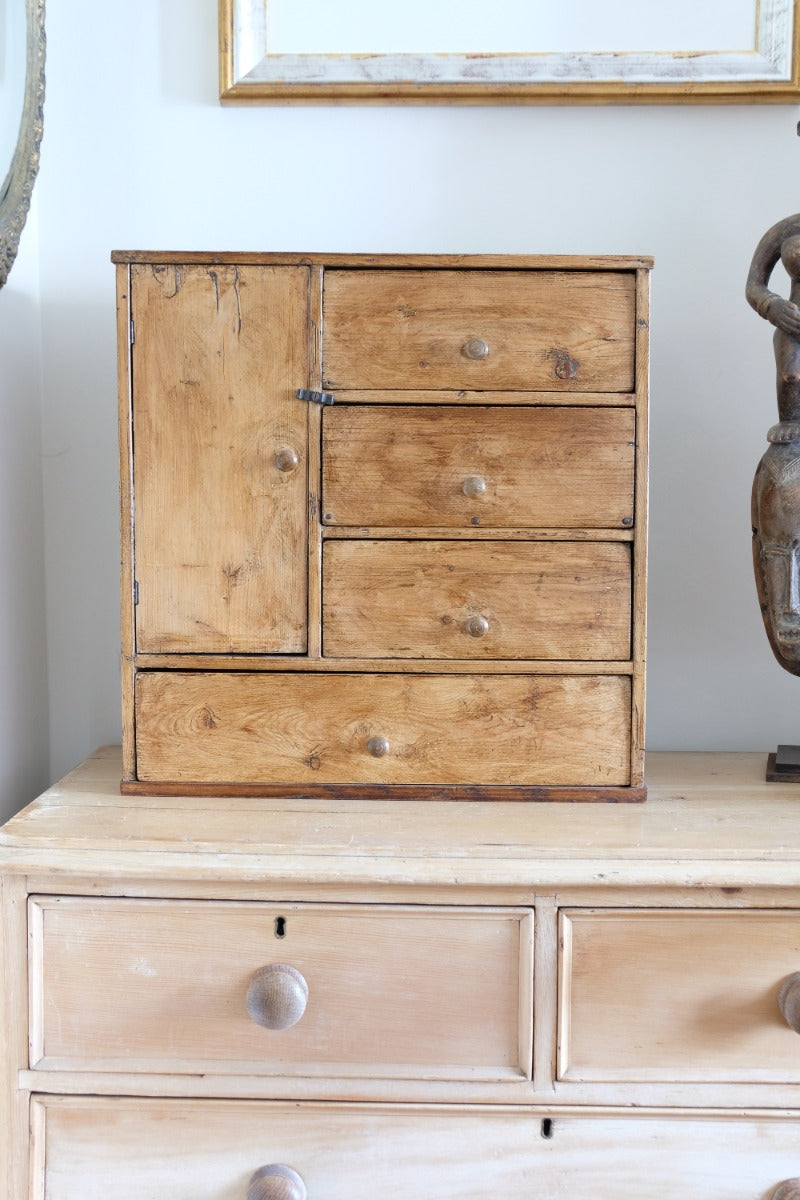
<box><xmin>29</xmin><ymin>898</ymin><xmax>533</xmax><ymax>1083</ymax></box>
<box><xmin>323</xmin><ymin>539</ymin><xmax>631</xmax><ymax>660</ymax></box>
<box><xmin>321</xmin><ymin>405</ymin><xmax>635</xmax><ymax>529</ymax></box>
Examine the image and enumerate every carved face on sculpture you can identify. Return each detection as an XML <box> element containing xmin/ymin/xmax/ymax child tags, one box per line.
<box><xmin>753</xmin><ymin>441</ymin><xmax>800</xmax><ymax>675</ymax></box>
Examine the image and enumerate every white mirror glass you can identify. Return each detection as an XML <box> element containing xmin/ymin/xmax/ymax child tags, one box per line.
<box><xmin>266</xmin><ymin>0</ymin><xmax>756</xmax><ymax>56</ymax></box>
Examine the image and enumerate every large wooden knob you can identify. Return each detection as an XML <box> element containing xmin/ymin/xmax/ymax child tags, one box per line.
<box><xmin>772</xmin><ymin>1181</ymin><xmax>800</xmax><ymax>1200</ymax></box>
<box><xmin>246</xmin><ymin>964</ymin><xmax>308</xmax><ymax>1030</ymax></box>
<box><xmin>248</xmin><ymin>1164</ymin><xmax>307</xmax><ymax>1200</ymax></box>
<box><xmin>778</xmin><ymin>972</ymin><xmax>800</xmax><ymax>1032</ymax></box>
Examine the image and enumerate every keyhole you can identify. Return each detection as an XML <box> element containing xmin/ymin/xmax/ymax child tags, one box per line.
<box><xmin>541</xmin><ymin>1118</ymin><xmax>554</xmax><ymax>1139</ymax></box>
<box><xmin>275</xmin><ymin>916</ymin><xmax>287</xmax><ymax>938</ymax></box>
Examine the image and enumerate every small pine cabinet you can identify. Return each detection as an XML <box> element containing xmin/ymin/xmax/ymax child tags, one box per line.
<box><xmin>113</xmin><ymin>252</ymin><xmax>650</xmax><ymax>799</ymax></box>
<box><xmin>3</xmin><ymin>749</ymin><xmax>800</xmax><ymax>1198</ymax></box>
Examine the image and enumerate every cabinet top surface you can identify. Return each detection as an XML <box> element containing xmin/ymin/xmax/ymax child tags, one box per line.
<box><xmin>110</xmin><ymin>251</ymin><xmax>653</xmax><ymax>270</ymax></box>
<box><xmin>0</xmin><ymin>748</ymin><xmax>798</xmax><ymax>889</ymax></box>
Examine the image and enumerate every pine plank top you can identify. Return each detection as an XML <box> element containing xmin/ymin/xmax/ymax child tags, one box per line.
<box><xmin>111</xmin><ymin>251</ymin><xmax>653</xmax><ymax>271</ymax></box>
<box><xmin>0</xmin><ymin>747</ymin><xmax>799</xmax><ymax>889</ymax></box>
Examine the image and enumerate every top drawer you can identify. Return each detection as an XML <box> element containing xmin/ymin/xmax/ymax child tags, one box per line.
<box><xmin>559</xmin><ymin>909</ymin><xmax>800</xmax><ymax>1084</ymax></box>
<box><xmin>322</xmin><ymin>270</ymin><xmax>636</xmax><ymax>392</ymax></box>
<box><xmin>30</xmin><ymin>897</ymin><xmax>532</xmax><ymax>1085</ymax></box>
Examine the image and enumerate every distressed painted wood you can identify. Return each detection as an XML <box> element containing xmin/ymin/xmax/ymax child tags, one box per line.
<box><xmin>322</xmin><ymin>270</ymin><xmax>635</xmax><ymax>391</ymax></box>
<box><xmin>321</xmin><ymin>406</ymin><xmax>635</xmax><ymax>530</ymax></box>
<box><xmin>219</xmin><ymin>0</ymin><xmax>800</xmax><ymax>105</ymax></box>
<box><xmin>130</xmin><ymin>263</ymin><xmax>310</xmax><ymax>654</ymax></box>
<box><xmin>323</xmin><ymin>540</ymin><xmax>631</xmax><ymax>660</ymax></box>
<box><xmin>134</xmin><ymin>672</ymin><xmax>632</xmax><ymax>788</ymax></box>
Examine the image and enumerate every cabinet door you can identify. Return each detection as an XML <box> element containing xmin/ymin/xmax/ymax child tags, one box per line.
<box><xmin>130</xmin><ymin>264</ymin><xmax>310</xmax><ymax>653</ymax></box>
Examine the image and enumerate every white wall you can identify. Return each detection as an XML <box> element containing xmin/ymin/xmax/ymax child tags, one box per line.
<box><xmin>20</xmin><ymin>0</ymin><xmax>800</xmax><ymax>790</ymax></box>
<box><xmin>0</xmin><ymin>202</ymin><xmax>49</xmax><ymax>819</ymax></box>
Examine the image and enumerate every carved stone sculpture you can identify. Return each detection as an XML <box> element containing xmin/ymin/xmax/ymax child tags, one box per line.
<box><xmin>746</xmin><ymin>214</ymin><xmax>800</xmax><ymax>677</ymax></box>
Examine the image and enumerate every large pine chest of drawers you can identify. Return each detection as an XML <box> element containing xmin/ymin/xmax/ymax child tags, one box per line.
<box><xmin>4</xmin><ymin>749</ymin><xmax>800</xmax><ymax>1199</ymax></box>
<box><xmin>113</xmin><ymin>253</ymin><xmax>650</xmax><ymax>799</ymax></box>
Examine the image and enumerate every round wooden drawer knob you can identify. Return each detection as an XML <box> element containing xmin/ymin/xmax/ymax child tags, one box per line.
<box><xmin>248</xmin><ymin>1164</ymin><xmax>307</xmax><ymax>1200</ymax></box>
<box><xmin>246</xmin><ymin>964</ymin><xmax>308</xmax><ymax>1030</ymax></box>
<box><xmin>275</xmin><ymin>447</ymin><xmax>299</xmax><ymax>473</ymax></box>
<box><xmin>778</xmin><ymin>972</ymin><xmax>800</xmax><ymax>1032</ymax></box>
<box><xmin>772</xmin><ymin>1181</ymin><xmax>800</xmax><ymax>1200</ymax></box>
<box><xmin>367</xmin><ymin>735</ymin><xmax>390</xmax><ymax>758</ymax></box>
<box><xmin>465</xmin><ymin>615</ymin><xmax>489</xmax><ymax>638</ymax></box>
<box><xmin>462</xmin><ymin>337</ymin><xmax>490</xmax><ymax>360</ymax></box>
<box><xmin>462</xmin><ymin>475</ymin><xmax>486</xmax><ymax>498</ymax></box>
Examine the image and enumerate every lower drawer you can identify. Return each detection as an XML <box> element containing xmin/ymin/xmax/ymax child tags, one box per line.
<box><xmin>323</xmin><ymin>539</ymin><xmax>632</xmax><ymax>660</ymax></box>
<box><xmin>133</xmin><ymin>670</ymin><xmax>632</xmax><ymax>790</ymax></box>
<box><xmin>32</xmin><ymin>1097</ymin><xmax>800</xmax><ymax>1200</ymax></box>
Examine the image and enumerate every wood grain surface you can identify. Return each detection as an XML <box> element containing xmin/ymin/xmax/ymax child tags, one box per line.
<box><xmin>322</xmin><ymin>406</ymin><xmax>635</xmax><ymax>529</ymax></box>
<box><xmin>134</xmin><ymin>671</ymin><xmax>631</xmax><ymax>787</ymax></box>
<box><xmin>323</xmin><ymin>540</ymin><xmax>631</xmax><ymax>660</ymax></box>
<box><xmin>322</xmin><ymin>270</ymin><xmax>635</xmax><ymax>391</ymax></box>
<box><xmin>131</xmin><ymin>264</ymin><xmax>310</xmax><ymax>653</ymax></box>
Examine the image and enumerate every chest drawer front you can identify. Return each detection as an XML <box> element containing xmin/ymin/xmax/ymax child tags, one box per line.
<box><xmin>322</xmin><ymin>270</ymin><xmax>636</xmax><ymax>391</ymax></box>
<box><xmin>30</xmin><ymin>898</ymin><xmax>532</xmax><ymax>1080</ymax></box>
<box><xmin>34</xmin><ymin>1098</ymin><xmax>800</xmax><ymax>1200</ymax></box>
<box><xmin>321</xmin><ymin>406</ymin><xmax>635</xmax><ymax>529</ymax></box>
<box><xmin>560</xmin><ymin>909</ymin><xmax>800</xmax><ymax>1083</ymax></box>
<box><xmin>323</xmin><ymin>540</ymin><xmax>632</xmax><ymax>660</ymax></box>
<box><xmin>134</xmin><ymin>670</ymin><xmax>632</xmax><ymax>787</ymax></box>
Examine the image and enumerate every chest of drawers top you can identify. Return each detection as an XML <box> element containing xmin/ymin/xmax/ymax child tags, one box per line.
<box><xmin>1</xmin><ymin>748</ymin><xmax>795</xmax><ymax>895</ymax></box>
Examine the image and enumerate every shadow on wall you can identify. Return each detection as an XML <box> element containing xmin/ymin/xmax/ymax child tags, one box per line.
<box><xmin>37</xmin><ymin>293</ymin><xmax>121</xmax><ymax>789</ymax></box>
<box><xmin>0</xmin><ymin>284</ymin><xmax>50</xmax><ymax>819</ymax></box>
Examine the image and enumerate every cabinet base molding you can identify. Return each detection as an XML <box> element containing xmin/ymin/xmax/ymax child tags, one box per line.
<box><xmin>119</xmin><ymin>779</ymin><xmax>647</xmax><ymax>802</ymax></box>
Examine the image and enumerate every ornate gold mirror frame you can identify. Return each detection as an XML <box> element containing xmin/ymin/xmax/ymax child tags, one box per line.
<box><xmin>0</xmin><ymin>0</ymin><xmax>45</xmax><ymax>288</ymax></box>
<box><xmin>219</xmin><ymin>0</ymin><xmax>800</xmax><ymax>103</ymax></box>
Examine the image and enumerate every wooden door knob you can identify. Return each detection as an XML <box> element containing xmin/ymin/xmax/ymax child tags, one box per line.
<box><xmin>367</xmin><ymin>735</ymin><xmax>390</xmax><ymax>758</ymax></box>
<box><xmin>465</xmin><ymin>615</ymin><xmax>489</xmax><ymax>638</ymax></box>
<box><xmin>462</xmin><ymin>337</ymin><xmax>490</xmax><ymax>359</ymax></box>
<box><xmin>778</xmin><ymin>972</ymin><xmax>800</xmax><ymax>1031</ymax></box>
<box><xmin>462</xmin><ymin>475</ymin><xmax>486</xmax><ymax>498</ymax></box>
<box><xmin>275</xmin><ymin>447</ymin><xmax>299</xmax><ymax>473</ymax></box>
<box><xmin>248</xmin><ymin>1164</ymin><xmax>307</xmax><ymax>1200</ymax></box>
<box><xmin>772</xmin><ymin>1181</ymin><xmax>800</xmax><ymax>1200</ymax></box>
<box><xmin>246</xmin><ymin>964</ymin><xmax>308</xmax><ymax>1030</ymax></box>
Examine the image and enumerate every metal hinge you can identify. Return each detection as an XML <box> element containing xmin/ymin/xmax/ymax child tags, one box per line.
<box><xmin>129</xmin><ymin>319</ymin><xmax>135</xmax><ymax>346</ymax></box>
<box><xmin>133</xmin><ymin>580</ymin><xmax>139</xmax><ymax>605</ymax></box>
<box><xmin>296</xmin><ymin>388</ymin><xmax>335</xmax><ymax>406</ymax></box>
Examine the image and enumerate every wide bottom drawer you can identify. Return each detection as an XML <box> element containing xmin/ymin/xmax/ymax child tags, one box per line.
<box><xmin>33</xmin><ymin>1097</ymin><xmax>800</xmax><ymax>1200</ymax></box>
<box><xmin>133</xmin><ymin>670</ymin><xmax>633</xmax><ymax>793</ymax></box>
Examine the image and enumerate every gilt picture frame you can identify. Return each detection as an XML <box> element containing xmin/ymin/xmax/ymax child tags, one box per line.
<box><xmin>219</xmin><ymin>0</ymin><xmax>800</xmax><ymax>104</ymax></box>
